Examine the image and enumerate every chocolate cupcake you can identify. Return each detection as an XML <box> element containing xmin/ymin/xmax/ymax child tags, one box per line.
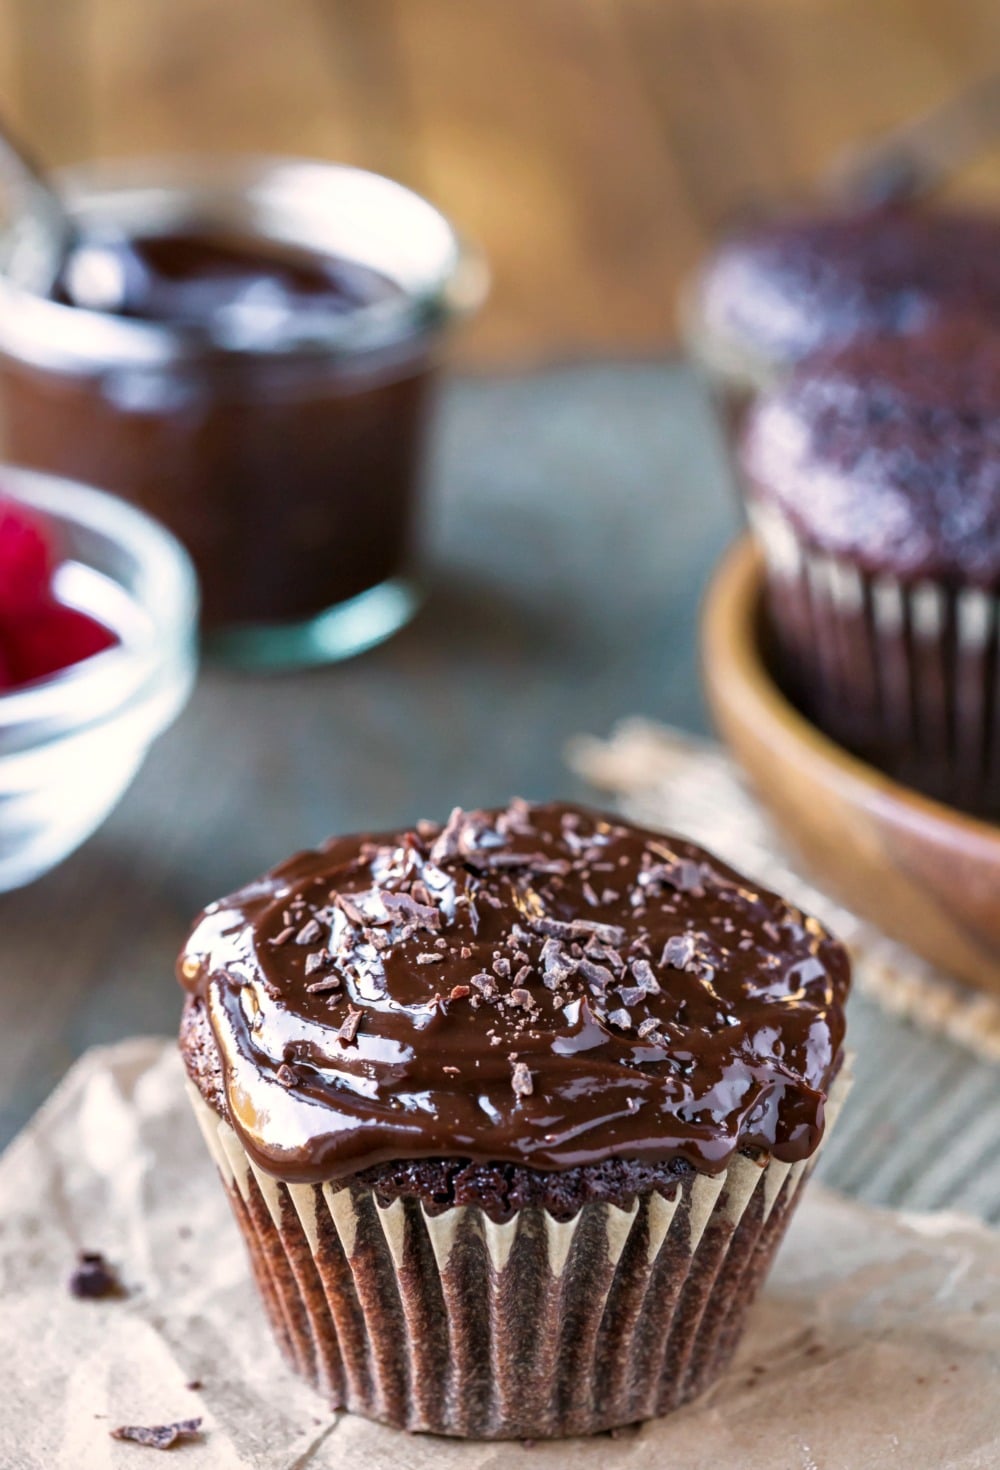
<box><xmin>741</xmin><ymin>320</ymin><xmax>1000</xmax><ymax>815</ymax></box>
<box><xmin>178</xmin><ymin>800</ymin><xmax>850</xmax><ymax>1438</ymax></box>
<box><xmin>685</xmin><ymin>202</ymin><xmax>1000</xmax><ymax>429</ymax></box>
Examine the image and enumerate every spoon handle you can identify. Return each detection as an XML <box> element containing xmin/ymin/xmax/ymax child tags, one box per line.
<box><xmin>0</xmin><ymin>109</ymin><xmax>76</xmax><ymax>293</ymax></box>
<box><xmin>827</xmin><ymin>71</ymin><xmax>1000</xmax><ymax>206</ymax></box>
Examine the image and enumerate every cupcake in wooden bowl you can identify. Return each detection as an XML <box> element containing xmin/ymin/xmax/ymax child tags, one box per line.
<box><xmin>739</xmin><ymin>318</ymin><xmax>1000</xmax><ymax>820</ymax></box>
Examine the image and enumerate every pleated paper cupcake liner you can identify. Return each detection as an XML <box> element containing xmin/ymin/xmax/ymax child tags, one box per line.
<box><xmin>751</xmin><ymin>501</ymin><xmax>1000</xmax><ymax>817</ymax></box>
<box><xmin>186</xmin><ymin>1071</ymin><xmax>849</xmax><ymax>1440</ymax></box>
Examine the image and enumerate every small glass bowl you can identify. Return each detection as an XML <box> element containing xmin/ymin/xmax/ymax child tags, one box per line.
<box><xmin>0</xmin><ymin>466</ymin><xmax>198</xmax><ymax>890</ymax></box>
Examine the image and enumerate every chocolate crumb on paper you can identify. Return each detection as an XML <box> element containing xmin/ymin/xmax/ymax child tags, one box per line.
<box><xmin>68</xmin><ymin>1250</ymin><xmax>124</xmax><ymax>1300</ymax></box>
<box><xmin>109</xmin><ymin>1418</ymin><xmax>203</xmax><ymax>1450</ymax></box>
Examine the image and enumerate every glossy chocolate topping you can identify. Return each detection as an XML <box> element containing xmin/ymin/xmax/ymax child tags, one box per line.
<box><xmin>178</xmin><ymin>801</ymin><xmax>849</xmax><ymax>1183</ymax></box>
<box><xmin>697</xmin><ymin>204</ymin><xmax>1000</xmax><ymax>367</ymax></box>
<box><xmin>55</xmin><ymin>230</ymin><xmax>400</xmax><ymax>330</ymax></box>
<box><xmin>742</xmin><ymin>321</ymin><xmax>1000</xmax><ymax>585</ymax></box>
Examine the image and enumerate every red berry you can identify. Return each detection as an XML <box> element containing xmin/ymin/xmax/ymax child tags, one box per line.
<box><xmin>5</xmin><ymin>605</ymin><xmax>117</xmax><ymax>685</ymax></box>
<box><xmin>0</xmin><ymin>498</ymin><xmax>56</xmax><ymax>618</ymax></box>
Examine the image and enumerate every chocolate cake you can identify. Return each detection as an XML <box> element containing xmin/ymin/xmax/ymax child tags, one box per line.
<box><xmin>178</xmin><ymin>800</ymin><xmax>851</xmax><ymax>1437</ymax></box>
<box><xmin>741</xmin><ymin>322</ymin><xmax>1000</xmax><ymax>815</ymax></box>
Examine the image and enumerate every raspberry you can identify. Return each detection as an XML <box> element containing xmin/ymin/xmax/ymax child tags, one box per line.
<box><xmin>0</xmin><ymin>498</ymin><xmax>55</xmax><ymax>618</ymax></box>
<box><xmin>5</xmin><ymin>605</ymin><xmax>118</xmax><ymax>685</ymax></box>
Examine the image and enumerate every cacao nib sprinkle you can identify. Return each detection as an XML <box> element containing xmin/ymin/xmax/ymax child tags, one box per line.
<box><xmin>276</xmin><ymin>1063</ymin><xmax>299</xmax><ymax>1088</ymax></box>
<box><xmin>510</xmin><ymin>988</ymin><xmax>534</xmax><ymax>1009</ymax></box>
<box><xmin>110</xmin><ymin>1419</ymin><xmax>203</xmax><ymax>1450</ymax></box>
<box><xmin>69</xmin><ymin>1250</ymin><xmax>123</xmax><ymax>1300</ymax></box>
<box><xmin>637</xmin><ymin>1017</ymin><xmax>661</xmax><ymax>1039</ymax></box>
<box><xmin>304</xmin><ymin>949</ymin><xmax>331</xmax><ymax>976</ymax></box>
<box><xmin>493</xmin><ymin>957</ymin><xmax>511</xmax><ymax>978</ymax></box>
<box><xmin>618</xmin><ymin>985</ymin><xmax>648</xmax><ymax>1008</ymax></box>
<box><xmin>443</xmin><ymin>1065</ymin><xmax>461</xmax><ymax>1075</ymax></box>
<box><xmin>582</xmin><ymin>880</ymin><xmax>600</xmax><ymax>907</ymax></box>
<box><xmin>601</xmin><ymin>888</ymin><xmax>620</xmax><ymax>904</ymax></box>
<box><xmin>416</xmin><ymin>952</ymin><xmax>444</xmax><ymax>965</ymax></box>
<box><xmin>270</xmin><ymin>925</ymin><xmax>296</xmax><ymax>948</ymax></box>
<box><xmin>511</xmin><ymin>1061</ymin><xmax>534</xmax><ymax>1097</ymax></box>
<box><xmin>449</xmin><ymin>985</ymin><xmax>471</xmax><ymax>1001</ymax></box>
<box><xmin>471</xmin><ymin>972</ymin><xmax>498</xmax><ymax>998</ymax></box>
<box><xmin>607</xmin><ymin>1008</ymin><xmax>633</xmax><ymax>1030</ymax></box>
<box><xmin>513</xmin><ymin>964</ymin><xmax>533</xmax><ymax>988</ymax></box>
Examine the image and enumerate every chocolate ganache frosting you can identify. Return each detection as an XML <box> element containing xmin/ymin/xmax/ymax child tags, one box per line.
<box><xmin>178</xmin><ymin>801</ymin><xmax>849</xmax><ymax>1184</ymax></box>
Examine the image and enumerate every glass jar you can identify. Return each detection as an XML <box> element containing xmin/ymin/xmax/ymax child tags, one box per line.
<box><xmin>0</xmin><ymin>157</ymin><xmax>486</xmax><ymax>667</ymax></box>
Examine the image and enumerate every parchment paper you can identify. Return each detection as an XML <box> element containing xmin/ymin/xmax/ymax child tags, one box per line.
<box><xmin>3</xmin><ymin>1039</ymin><xmax>1000</xmax><ymax>1469</ymax></box>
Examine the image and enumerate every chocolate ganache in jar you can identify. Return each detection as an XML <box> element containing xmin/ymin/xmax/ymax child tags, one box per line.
<box><xmin>0</xmin><ymin>159</ymin><xmax>486</xmax><ymax>666</ymax></box>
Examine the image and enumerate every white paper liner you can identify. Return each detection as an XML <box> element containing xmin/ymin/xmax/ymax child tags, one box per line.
<box><xmin>751</xmin><ymin>501</ymin><xmax>1000</xmax><ymax>813</ymax></box>
<box><xmin>185</xmin><ymin>1071</ymin><xmax>849</xmax><ymax>1440</ymax></box>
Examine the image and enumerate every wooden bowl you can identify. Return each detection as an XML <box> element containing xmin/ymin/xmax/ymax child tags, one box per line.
<box><xmin>701</xmin><ymin>536</ymin><xmax>1000</xmax><ymax>996</ymax></box>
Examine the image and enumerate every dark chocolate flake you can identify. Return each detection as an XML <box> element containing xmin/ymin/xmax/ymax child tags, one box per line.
<box><xmin>294</xmin><ymin>918</ymin><xmax>323</xmax><ymax>946</ymax></box>
<box><xmin>110</xmin><ymin>1419</ymin><xmax>203</xmax><ymax>1450</ymax></box>
<box><xmin>662</xmin><ymin>934</ymin><xmax>697</xmax><ymax>970</ymax></box>
<box><xmin>305</xmin><ymin>975</ymin><xmax>341</xmax><ymax>993</ymax></box>
<box><xmin>276</xmin><ymin>1063</ymin><xmax>299</xmax><ymax>1088</ymax></box>
<box><xmin>511</xmin><ymin>1062</ymin><xmax>534</xmax><ymax>1097</ymax></box>
<box><xmin>336</xmin><ymin>1008</ymin><xmax>362</xmax><ymax>1045</ymax></box>
<box><xmin>630</xmin><ymin>957</ymin><xmax>661</xmax><ymax>993</ymax></box>
<box><xmin>510</xmin><ymin>987</ymin><xmax>534</xmax><ymax>1009</ymax></box>
<box><xmin>606</xmin><ymin>1008</ymin><xmax>633</xmax><ymax>1030</ymax></box>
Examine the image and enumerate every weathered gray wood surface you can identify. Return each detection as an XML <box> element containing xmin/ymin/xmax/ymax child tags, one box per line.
<box><xmin>1</xmin><ymin>363</ymin><xmax>997</xmax><ymax>1222</ymax></box>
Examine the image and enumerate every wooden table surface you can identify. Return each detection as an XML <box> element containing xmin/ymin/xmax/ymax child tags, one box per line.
<box><xmin>2</xmin><ymin>0</ymin><xmax>1000</xmax><ymax>362</ymax></box>
<box><xmin>3</xmin><ymin>362</ymin><xmax>999</xmax><ymax>1230</ymax></box>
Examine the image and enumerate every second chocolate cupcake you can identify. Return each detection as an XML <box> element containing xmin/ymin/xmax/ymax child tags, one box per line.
<box><xmin>179</xmin><ymin>799</ymin><xmax>850</xmax><ymax>1438</ymax></box>
<box><xmin>741</xmin><ymin>320</ymin><xmax>1000</xmax><ymax>816</ymax></box>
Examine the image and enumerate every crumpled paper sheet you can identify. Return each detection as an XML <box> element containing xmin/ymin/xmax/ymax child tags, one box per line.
<box><xmin>3</xmin><ymin>1039</ymin><xmax>1000</xmax><ymax>1469</ymax></box>
<box><xmin>567</xmin><ymin>719</ymin><xmax>1000</xmax><ymax>1066</ymax></box>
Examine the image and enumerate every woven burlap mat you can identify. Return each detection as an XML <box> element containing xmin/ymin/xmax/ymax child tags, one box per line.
<box><xmin>567</xmin><ymin>720</ymin><xmax>1000</xmax><ymax>1067</ymax></box>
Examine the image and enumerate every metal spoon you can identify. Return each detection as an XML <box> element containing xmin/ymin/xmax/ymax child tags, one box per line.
<box><xmin>0</xmin><ymin>112</ymin><xmax>143</xmax><ymax>312</ymax></box>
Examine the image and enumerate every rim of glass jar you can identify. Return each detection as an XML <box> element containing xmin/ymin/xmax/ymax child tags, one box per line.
<box><xmin>0</xmin><ymin>466</ymin><xmax>198</xmax><ymax>753</ymax></box>
<box><xmin>0</xmin><ymin>155</ymin><xmax>489</xmax><ymax>375</ymax></box>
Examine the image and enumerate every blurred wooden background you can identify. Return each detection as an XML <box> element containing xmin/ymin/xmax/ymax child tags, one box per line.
<box><xmin>1</xmin><ymin>0</ymin><xmax>999</xmax><ymax>362</ymax></box>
